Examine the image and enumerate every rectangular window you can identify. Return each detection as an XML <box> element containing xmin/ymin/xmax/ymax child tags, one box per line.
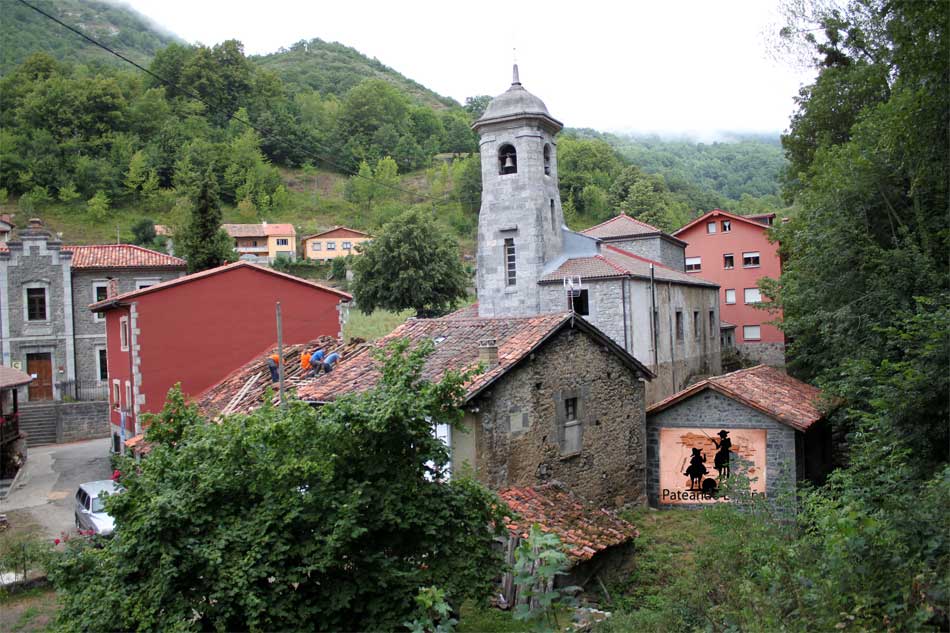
<box><xmin>93</xmin><ymin>283</ymin><xmax>109</xmax><ymax>322</ymax></box>
<box><xmin>743</xmin><ymin>251</ymin><xmax>761</xmax><ymax>267</ymax></box>
<box><xmin>725</xmin><ymin>289</ymin><xmax>736</xmax><ymax>304</ymax></box>
<box><xmin>743</xmin><ymin>325</ymin><xmax>761</xmax><ymax>341</ymax></box>
<box><xmin>744</xmin><ymin>288</ymin><xmax>762</xmax><ymax>304</ymax></box>
<box><xmin>135</xmin><ymin>279</ymin><xmax>158</xmax><ymax>290</ymax></box>
<box><xmin>342</xmin><ymin>241</ymin><xmax>352</xmax><ymax>249</ymax></box>
<box><xmin>26</xmin><ymin>288</ymin><xmax>47</xmax><ymax>321</ymax></box>
<box><xmin>504</xmin><ymin>238</ymin><xmax>516</xmax><ymax>286</ymax></box>
<box><xmin>326</xmin><ymin>241</ymin><xmax>337</xmax><ymax>251</ymax></box>
<box><xmin>706</xmin><ymin>222</ymin><xmax>717</xmax><ymax>234</ymax></box>
<box><xmin>112</xmin><ymin>380</ymin><xmax>120</xmax><ymax>410</ymax></box>
<box><xmin>561</xmin><ymin>396</ymin><xmax>582</xmax><ymax>455</ymax></box>
<box><xmin>721</xmin><ymin>220</ymin><xmax>731</xmax><ymax>232</ymax></box>
<box><xmin>571</xmin><ymin>289</ymin><xmax>589</xmax><ymax>316</ymax></box>
<box><xmin>685</xmin><ymin>256</ymin><xmax>702</xmax><ymax>272</ymax></box>
<box><xmin>693</xmin><ymin>310</ymin><xmax>700</xmax><ymax>338</ymax></box>
<box><xmin>509</xmin><ymin>411</ymin><xmax>528</xmax><ymax>434</ymax></box>
<box><xmin>565</xmin><ymin>397</ymin><xmax>577</xmax><ymax>421</ymax></box>
<box><xmin>124</xmin><ymin>381</ymin><xmax>132</xmax><ymax>410</ymax></box>
<box><xmin>723</xmin><ymin>253</ymin><xmax>734</xmax><ymax>269</ymax></box>
<box><xmin>97</xmin><ymin>348</ymin><xmax>108</xmax><ymax>382</ymax></box>
<box><xmin>675</xmin><ymin>310</ymin><xmax>684</xmax><ymax>340</ymax></box>
<box><xmin>311</xmin><ymin>242</ymin><xmax>321</xmax><ymax>251</ymax></box>
<box><xmin>276</xmin><ymin>238</ymin><xmax>289</xmax><ymax>246</ymax></box>
<box><xmin>120</xmin><ymin>317</ymin><xmax>129</xmax><ymax>351</ymax></box>
<box><xmin>709</xmin><ymin>310</ymin><xmax>716</xmax><ymax>340</ymax></box>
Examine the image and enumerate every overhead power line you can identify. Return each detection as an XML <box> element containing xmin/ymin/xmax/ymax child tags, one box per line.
<box><xmin>15</xmin><ymin>0</ymin><xmax>480</xmax><ymax>205</ymax></box>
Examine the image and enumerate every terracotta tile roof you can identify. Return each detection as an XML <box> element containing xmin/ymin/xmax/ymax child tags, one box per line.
<box><xmin>91</xmin><ymin>261</ymin><xmax>352</xmax><ymax>311</ymax></box>
<box><xmin>222</xmin><ymin>223</ymin><xmax>296</xmax><ymax>238</ymax></box>
<box><xmin>647</xmin><ymin>365</ymin><xmax>825</xmax><ymax>432</ymax></box>
<box><xmin>0</xmin><ymin>365</ymin><xmax>32</xmax><ymax>389</ymax></box>
<box><xmin>194</xmin><ymin>336</ymin><xmax>364</xmax><ymax>417</ymax></box>
<box><xmin>66</xmin><ymin>244</ymin><xmax>186</xmax><ymax>269</ymax></box>
<box><xmin>540</xmin><ymin>244</ymin><xmax>718</xmax><ymax>288</ymax></box>
<box><xmin>199</xmin><ymin>312</ymin><xmax>653</xmax><ymax>415</ymax></box>
<box><xmin>499</xmin><ymin>483</ymin><xmax>639</xmax><ymax>562</ymax></box>
<box><xmin>0</xmin><ymin>242</ymin><xmax>186</xmax><ymax>269</ymax></box>
<box><xmin>301</xmin><ymin>226</ymin><xmax>371</xmax><ymax>241</ymax></box>
<box><xmin>581</xmin><ymin>213</ymin><xmax>662</xmax><ymax>239</ymax></box>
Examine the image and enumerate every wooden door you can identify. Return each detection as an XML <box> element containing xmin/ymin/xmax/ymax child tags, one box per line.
<box><xmin>26</xmin><ymin>353</ymin><xmax>53</xmax><ymax>400</ymax></box>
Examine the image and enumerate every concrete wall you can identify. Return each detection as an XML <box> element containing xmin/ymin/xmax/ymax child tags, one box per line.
<box><xmin>608</xmin><ymin>236</ymin><xmax>685</xmax><ymax>272</ymax></box>
<box><xmin>736</xmin><ymin>341</ymin><xmax>786</xmax><ymax>366</ymax></box>
<box><xmin>646</xmin><ymin>390</ymin><xmax>797</xmax><ymax>507</ymax></box>
<box><xmin>540</xmin><ymin>277</ymin><xmax>721</xmax><ymax>405</ymax></box>
<box><xmin>58</xmin><ymin>401</ymin><xmax>110</xmax><ymax>443</ymax></box>
<box><xmin>467</xmin><ymin>326</ymin><xmax>648</xmax><ymax>508</ymax></box>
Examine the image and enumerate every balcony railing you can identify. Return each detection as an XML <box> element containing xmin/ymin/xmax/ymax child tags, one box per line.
<box><xmin>57</xmin><ymin>380</ymin><xmax>109</xmax><ymax>402</ymax></box>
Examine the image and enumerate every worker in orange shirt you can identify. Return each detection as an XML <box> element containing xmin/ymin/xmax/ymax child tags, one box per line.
<box><xmin>266</xmin><ymin>353</ymin><xmax>280</xmax><ymax>383</ymax></box>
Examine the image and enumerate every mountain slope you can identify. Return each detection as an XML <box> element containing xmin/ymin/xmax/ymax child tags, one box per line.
<box><xmin>0</xmin><ymin>0</ymin><xmax>180</xmax><ymax>74</ymax></box>
<box><xmin>252</xmin><ymin>39</ymin><xmax>459</xmax><ymax>109</ymax></box>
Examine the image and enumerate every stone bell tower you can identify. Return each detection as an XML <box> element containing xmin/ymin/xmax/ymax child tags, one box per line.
<box><xmin>473</xmin><ymin>65</ymin><xmax>565</xmax><ymax>318</ymax></box>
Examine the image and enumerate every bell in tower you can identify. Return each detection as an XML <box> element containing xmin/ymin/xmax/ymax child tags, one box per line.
<box><xmin>472</xmin><ymin>66</ymin><xmax>566</xmax><ymax>319</ymax></box>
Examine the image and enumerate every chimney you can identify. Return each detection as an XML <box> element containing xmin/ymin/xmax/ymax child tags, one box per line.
<box><xmin>107</xmin><ymin>278</ymin><xmax>119</xmax><ymax>298</ymax></box>
<box><xmin>478</xmin><ymin>337</ymin><xmax>498</xmax><ymax>368</ymax></box>
<box><xmin>28</xmin><ymin>218</ymin><xmax>43</xmax><ymax>230</ymax></box>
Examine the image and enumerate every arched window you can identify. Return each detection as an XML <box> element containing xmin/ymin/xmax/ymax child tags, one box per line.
<box><xmin>543</xmin><ymin>144</ymin><xmax>552</xmax><ymax>175</ymax></box>
<box><xmin>498</xmin><ymin>144</ymin><xmax>517</xmax><ymax>175</ymax></box>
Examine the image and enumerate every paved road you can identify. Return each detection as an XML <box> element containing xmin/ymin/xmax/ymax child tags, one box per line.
<box><xmin>0</xmin><ymin>438</ymin><xmax>112</xmax><ymax>539</ymax></box>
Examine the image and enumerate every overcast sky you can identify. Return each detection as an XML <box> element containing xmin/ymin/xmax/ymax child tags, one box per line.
<box><xmin>119</xmin><ymin>0</ymin><xmax>815</xmax><ymax>139</ymax></box>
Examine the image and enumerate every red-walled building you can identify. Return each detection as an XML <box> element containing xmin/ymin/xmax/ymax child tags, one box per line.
<box><xmin>91</xmin><ymin>261</ymin><xmax>351</xmax><ymax>450</ymax></box>
<box><xmin>674</xmin><ymin>210</ymin><xmax>785</xmax><ymax>365</ymax></box>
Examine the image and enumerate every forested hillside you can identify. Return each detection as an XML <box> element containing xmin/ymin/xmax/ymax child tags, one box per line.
<box><xmin>252</xmin><ymin>39</ymin><xmax>458</xmax><ymax>110</ymax></box>
<box><xmin>0</xmin><ymin>0</ymin><xmax>787</xmax><ymax>246</ymax></box>
<box><xmin>0</xmin><ymin>0</ymin><xmax>179</xmax><ymax>74</ymax></box>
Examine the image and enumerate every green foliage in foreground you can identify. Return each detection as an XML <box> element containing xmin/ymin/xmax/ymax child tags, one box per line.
<box><xmin>47</xmin><ymin>341</ymin><xmax>507</xmax><ymax>632</ymax></box>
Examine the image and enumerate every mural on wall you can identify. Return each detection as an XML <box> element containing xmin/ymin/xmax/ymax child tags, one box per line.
<box><xmin>659</xmin><ymin>427</ymin><xmax>767</xmax><ymax>503</ymax></box>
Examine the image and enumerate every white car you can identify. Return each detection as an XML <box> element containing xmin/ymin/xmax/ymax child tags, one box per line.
<box><xmin>74</xmin><ymin>480</ymin><xmax>121</xmax><ymax>536</ymax></box>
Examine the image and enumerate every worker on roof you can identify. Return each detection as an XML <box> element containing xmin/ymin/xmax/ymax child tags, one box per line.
<box><xmin>300</xmin><ymin>350</ymin><xmax>311</xmax><ymax>371</ymax></box>
<box><xmin>266</xmin><ymin>353</ymin><xmax>280</xmax><ymax>383</ymax></box>
<box><xmin>322</xmin><ymin>352</ymin><xmax>341</xmax><ymax>374</ymax></box>
<box><xmin>306</xmin><ymin>349</ymin><xmax>326</xmax><ymax>377</ymax></box>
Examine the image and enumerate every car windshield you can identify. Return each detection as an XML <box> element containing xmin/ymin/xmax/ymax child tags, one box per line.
<box><xmin>90</xmin><ymin>495</ymin><xmax>107</xmax><ymax>513</ymax></box>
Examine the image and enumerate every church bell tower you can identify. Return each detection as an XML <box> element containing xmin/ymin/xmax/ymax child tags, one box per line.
<box><xmin>473</xmin><ymin>66</ymin><xmax>565</xmax><ymax>318</ymax></box>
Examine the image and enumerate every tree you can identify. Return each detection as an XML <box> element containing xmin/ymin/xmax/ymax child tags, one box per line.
<box><xmin>130</xmin><ymin>218</ymin><xmax>156</xmax><ymax>247</ymax></box>
<box><xmin>176</xmin><ymin>170</ymin><xmax>235</xmax><ymax>273</ymax></box>
<box><xmin>48</xmin><ymin>342</ymin><xmax>507</xmax><ymax>632</ymax></box>
<box><xmin>86</xmin><ymin>190</ymin><xmax>110</xmax><ymax>222</ymax></box>
<box><xmin>352</xmin><ymin>208</ymin><xmax>468</xmax><ymax>317</ymax></box>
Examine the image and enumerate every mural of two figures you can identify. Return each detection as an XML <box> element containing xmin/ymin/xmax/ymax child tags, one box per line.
<box><xmin>659</xmin><ymin>427</ymin><xmax>767</xmax><ymax>504</ymax></box>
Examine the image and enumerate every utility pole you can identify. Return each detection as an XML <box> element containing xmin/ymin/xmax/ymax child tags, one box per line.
<box><xmin>276</xmin><ymin>302</ymin><xmax>285</xmax><ymax>409</ymax></box>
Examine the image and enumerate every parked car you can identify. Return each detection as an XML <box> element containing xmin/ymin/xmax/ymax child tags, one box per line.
<box><xmin>74</xmin><ymin>480</ymin><xmax>122</xmax><ymax>536</ymax></box>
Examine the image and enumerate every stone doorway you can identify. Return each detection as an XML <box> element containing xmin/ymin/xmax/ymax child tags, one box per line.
<box><xmin>26</xmin><ymin>353</ymin><xmax>53</xmax><ymax>400</ymax></box>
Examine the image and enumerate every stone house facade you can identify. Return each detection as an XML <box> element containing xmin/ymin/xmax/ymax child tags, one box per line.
<box><xmin>0</xmin><ymin>220</ymin><xmax>186</xmax><ymax>401</ymax></box>
<box><xmin>645</xmin><ymin>365</ymin><xmax>831</xmax><ymax>507</ymax></box>
<box><xmin>198</xmin><ymin>311</ymin><xmax>656</xmax><ymax>509</ymax></box>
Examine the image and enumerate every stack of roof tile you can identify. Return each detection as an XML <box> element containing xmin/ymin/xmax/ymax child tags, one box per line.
<box><xmin>499</xmin><ymin>483</ymin><xmax>639</xmax><ymax>562</ymax></box>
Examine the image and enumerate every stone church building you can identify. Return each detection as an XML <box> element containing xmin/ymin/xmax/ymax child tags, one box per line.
<box><xmin>473</xmin><ymin>67</ymin><xmax>721</xmax><ymax>403</ymax></box>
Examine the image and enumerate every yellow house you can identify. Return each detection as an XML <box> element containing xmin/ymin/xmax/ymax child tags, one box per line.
<box><xmin>301</xmin><ymin>227</ymin><xmax>371</xmax><ymax>262</ymax></box>
<box><xmin>222</xmin><ymin>223</ymin><xmax>297</xmax><ymax>263</ymax></box>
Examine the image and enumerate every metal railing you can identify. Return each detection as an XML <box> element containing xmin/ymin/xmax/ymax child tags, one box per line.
<box><xmin>56</xmin><ymin>380</ymin><xmax>109</xmax><ymax>402</ymax></box>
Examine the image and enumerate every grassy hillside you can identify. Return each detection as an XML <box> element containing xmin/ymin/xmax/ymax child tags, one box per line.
<box><xmin>0</xmin><ymin>0</ymin><xmax>180</xmax><ymax>75</ymax></box>
<box><xmin>252</xmin><ymin>39</ymin><xmax>458</xmax><ymax>109</ymax></box>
